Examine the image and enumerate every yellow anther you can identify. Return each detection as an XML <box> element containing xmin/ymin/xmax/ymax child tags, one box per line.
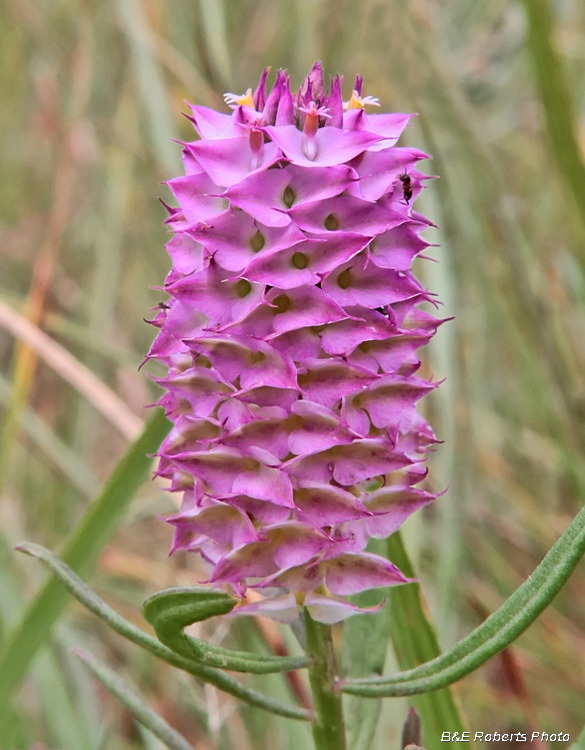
<box><xmin>343</xmin><ymin>90</ymin><xmax>381</xmax><ymax>111</ymax></box>
<box><xmin>224</xmin><ymin>88</ymin><xmax>255</xmax><ymax>108</ymax></box>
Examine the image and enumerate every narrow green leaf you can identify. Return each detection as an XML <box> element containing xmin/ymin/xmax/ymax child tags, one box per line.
<box><xmin>343</xmin><ymin>504</ymin><xmax>585</xmax><ymax>698</ymax></box>
<box><xmin>74</xmin><ymin>648</ymin><xmax>194</xmax><ymax>750</ymax></box>
<box><xmin>13</xmin><ymin>543</ymin><xmax>312</xmax><ymax>722</ymax></box>
<box><xmin>376</xmin><ymin>531</ymin><xmax>465</xmax><ymax>747</ymax></box>
<box><xmin>143</xmin><ymin>587</ymin><xmax>311</xmax><ymax>674</ymax></box>
<box><xmin>0</xmin><ymin>408</ymin><xmax>171</xmax><ymax>715</ymax></box>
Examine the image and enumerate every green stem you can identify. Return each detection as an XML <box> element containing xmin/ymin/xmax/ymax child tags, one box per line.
<box><xmin>304</xmin><ymin>609</ymin><xmax>346</xmax><ymax>750</ymax></box>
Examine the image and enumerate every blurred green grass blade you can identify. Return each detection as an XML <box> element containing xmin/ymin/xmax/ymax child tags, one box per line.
<box><xmin>0</xmin><ymin>372</ymin><xmax>99</xmax><ymax>497</ymax></box>
<box><xmin>520</xmin><ymin>0</ymin><xmax>585</xmax><ymax>254</ymax></box>
<box><xmin>117</xmin><ymin>0</ymin><xmax>181</xmax><ymax>175</ymax></box>
<box><xmin>33</xmin><ymin>649</ymin><xmax>96</xmax><ymax>750</ymax></box>
<box><xmin>197</xmin><ymin>0</ymin><xmax>232</xmax><ymax>88</ymax></box>
<box><xmin>0</xmin><ymin>408</ymin><xmax>171</xmax><ymax>722</ymax></box>
<box><xmin>571</xmin><ymin>725</ymin><xmax>585</xmax><ymax>750</ymax></box>
<box><xmin>73</xmin><ymin>648</ymin><xmax>194</xmax><ymax>750</ymax></box>
<box><xmin>342</xmin><ymin>539</ymin><xmax>392</xmax><ymax>750</ymax></box>
<box><xmin>385</xmin><ymin>531</ymin><xmax>465</xmax><ymax>747</ymax></box>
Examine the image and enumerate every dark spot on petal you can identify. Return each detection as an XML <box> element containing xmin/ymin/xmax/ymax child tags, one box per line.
<box><xmin>273</xmin><ymin>294</ymin><xmax>291</xmax><ymax>313</ymax></box>
<box><xmin>250</xmin><ymin>350</ymin><xmax>266</xmax><ymax>364</ymax></box>
<box><xmin>283</xmin><ymin>185</ymin><xmax>295</xmax><ymax>208</ymax></box>
<box><xmin>250</xmin><ymin>230</ymin><xmax>265</xmax><ymax>252</ymax></box>
<box><xmin>337</xmin><ymin>269</ymin><xmax>351</xmax><ymax>289</ymax></box>
<box><xmin>292</xmin><ymin>251</ymin><xmax>308</xmax><ymax>269</ymax></box>
<box><xmin>236</xmin><ymin>279</ymin><xmax>252</xmax><ymax>298</ymax></box>
<box><xmin>324</xmin><ymin>213</ymin><xmax>340</xmax><ymax>231</ymax></box>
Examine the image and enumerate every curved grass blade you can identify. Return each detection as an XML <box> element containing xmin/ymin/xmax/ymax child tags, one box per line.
<box><xmin>73</xmin><ymin>648</ymin><xmax>194</xmax><ymax>750</ymax></box>
<box><xmin>143</xmin><ymin>588</ymin><xmax>311</xmax><ymax>674</ymax></box>
<box><xmin>342</xmin><ymin>504</ymin><xmax>585</xmax><ymax>697</ymax></box>
<box><xmin>13</xmin><ymin>543</ymin><xmax>312</xmax><ymax>722</ymax></box>
<box><xmin>0</xmin><ymin>408</ymin><xmax>171</xmax><ymax>716</ymax></box>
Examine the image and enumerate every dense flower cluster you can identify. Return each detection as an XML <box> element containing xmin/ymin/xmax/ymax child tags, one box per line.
<box><xmin>147</xmin><ymin>63</ymin><xmax>443</xmax><ymax>623</ymax></box>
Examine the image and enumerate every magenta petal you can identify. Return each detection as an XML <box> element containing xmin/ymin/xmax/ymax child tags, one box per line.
<box><xmin>156</xmin><ymin>366</ymin><xmax>233</xmax><ymax>419</ymax></box>
<box><xmin>233</xmin><ymin>462</ymin><xmax>294</xmax><ymax>507</ymax></box>
<box><xmin>185</xmin><ymin>137</ymin><xmax>282</xmax><ymax>187</ymax></box>
<box><xmin>266</xmin><ymin>286</ymin><xmax>349</xmax><ymax>333</ymax></box>
<box><xmin>321</xmin><ymin>312</ymin><xmax>396</xmax><ymax>356</ymax></box>
<box><xmin>284</xmin><ymin>440</ymin><xmax>411</xmax><ymax>486</ymax></box>
<box><xmin>294</xmin><ymin>482</ymin><xmax>370</xmax><ymax>525</ymax></box>
<box><xmin>167</xmin><ymin>264</ymin><xmax>263</xmax><ymax>328</ymax></box>
<box><xmin>255</xmin><ymin>563</ymin><xmax>325</xmax><ymax>592</ymax></box>
<box><xmin>304</xmin><ymin>591</ymin><xmax>385</xmax><ymax>624</ymax></box>
<box><xmin>166</xmin><ymin>504</ymin><xmax>260</xmax><ymax>548</ymax></box>
<box><xmin>349</xmin><ymin>147</ymin><xmax>430</xmax><ymax>201</ymax></box>
<box><xmin>166</xmin><ymin>174</ymin><xmax>228</xmax><ymax>226</ymax></box>
<box><xmin>287</xmin><ymin>400</ymin><xmax>354</xmax><ymax>455</ymax></box>
<box><xmin>210</xmin><ymin>541</ymin><xmax>279</xmax><ymax>582</ymax></box>
<box><xmin>221</xmin><ymin>494</ymin><xmax>292</xmax><ymax>524</ymax></box>
<box><xmin>171</xmin><ymin>447</ymin><xmax>251</xmax><ymax>495</ymax></box>
<box><xmin>223</xmin><ymin>168</ymin><xmax>292</xmax><ymax>227</ymax></box>
<box><xmin>297</xmin><ymin>359</ymin><xmax>378</xmax><ymax>407</ymax></box>
<box><xmin>188</xmin><ymin>212</ymin><xmax>304</xmax><ymax>272</ymax></box>
<box><xmin>289</xmin><ymin>195</ymin><xmax>403</xmax><ymax>236</ymax></box>
<box><xmin>187</xmin><ymin>104</ymin><xmax>234</xmax><ymax>138</ymax></box>
<box><xmin>267</xmin><ymin>523</ymin><xmax>330</xmax><ymax>568</ymax></box>
<box><xmin>269</xmin><ymin>327</ymin><xmax>322</xmax><ymax>361</ymax></box>
<box><xmin>221</xmin><ymin>417</ymin><xmax>291</xmax><ymax>460</ymax></box>
<box><xmin>243</xmin><ymin>233</ymin><xmax>368</xmax><ymax>289</ymax></box>
<box><xmin>228</xmin><ymin>594</ymin><xmax>299</xmax><ymax>623</ymax></box>
<box><xmin>189</xmin><ymin>337</ymin><xmax>298</xmax><ymax>390</ymax></box>
<box><xmin>363</xmin><ymin>486</ymin><xmax>435</xmax><ymax>537</ymax></box>
<box><xmin>324</xmin><ymin>552</ymin><xmax>411</xmax><ymax>595</ymax></box>
<box><xmin>264</xmin><ymin>125</ymin><xmax>383</xmax><ymax>167</ymax></box>
<box><xmin>323</xmin><ymin>255</ymin><xmax>426</xmax><ymax>308</ymax></box>
<box><xmin>165</xmin><ymin>234</ymin><xmax>206</xmax><ymax>275</ymax></box>
<box><xmin>352</xmin><ymin>375</ymin><xmax>437</xmax><ymax>429</ymax></box>
<box><xmin>235</xmin><ymin>385</ymin><xmax>299</xmax><ymax>411</ymax></box>
<box><xmin>369</xmin><ymin>223</ymin><xmax>432</xmax><ymax>271</ymax></box>
<box><xmin>348</xmin><ymin>332</ymin><xmax>431</xmax><ymax>374</ymax></box>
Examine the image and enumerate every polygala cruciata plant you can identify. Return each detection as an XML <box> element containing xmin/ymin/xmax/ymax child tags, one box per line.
<box><xmin>148</xmin><ymin>61</ymin><xmax>442</xmax><ymax>625</ymax></box>
<box><xmin>14</xmin><ymin>63</ymin><xmax>585</xmax><ymax>750</ymax></box>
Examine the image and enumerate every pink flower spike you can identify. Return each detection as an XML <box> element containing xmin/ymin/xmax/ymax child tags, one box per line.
<box><xmin>149</xmin><ymin>63</ymin><xmax>445</xmax><ymax>618</ymax></box>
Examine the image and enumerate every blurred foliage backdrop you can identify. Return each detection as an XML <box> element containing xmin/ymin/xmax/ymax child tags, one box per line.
<box><xmin>1</xmin><ymin>0</ymin><xmax>585</xmax><ymax>748</ymax></box>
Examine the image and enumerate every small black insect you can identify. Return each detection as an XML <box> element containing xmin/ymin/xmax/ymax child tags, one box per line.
<box><xmin>398</xmin><ymin>171</ymin><xmax>413</xmax><ymax>204</ymax></box>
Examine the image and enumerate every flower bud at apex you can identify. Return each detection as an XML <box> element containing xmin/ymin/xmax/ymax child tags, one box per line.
<box><xmin>148</xmin><ymin>63</ymin><xmax>442</xmax><ymax>624</ymax></box>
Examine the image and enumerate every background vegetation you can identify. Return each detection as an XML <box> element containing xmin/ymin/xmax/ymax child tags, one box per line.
<box><xmin>1</xmin><ymin>0</ymin><xmax>584</xmax><ymax>748</ymax></box>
